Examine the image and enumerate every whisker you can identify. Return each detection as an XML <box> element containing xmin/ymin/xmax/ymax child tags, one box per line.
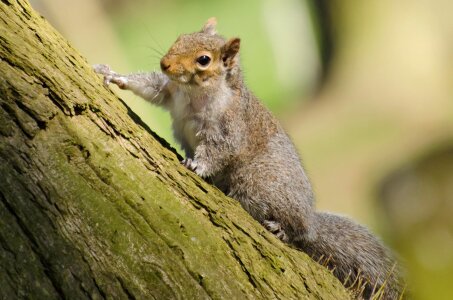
<box><xmin>142</xmin><ymin>23</ymin><xmax>166</xmax><ymax>54</ymax></box>
<box><xmin>139</xmin><ymin>45</ymin><xmax>165</xmax><ymax>57</ymax></box>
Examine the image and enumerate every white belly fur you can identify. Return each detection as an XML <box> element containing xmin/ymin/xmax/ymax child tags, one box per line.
<box><xmin>168</xmin><ymin>88</ymin><xmax>199</xmax><ymax>155</ymax></box>
<box><xmin>167</xmin><ymin>82</ymin><xmax>231</xmax><ymax>157</ymax></box>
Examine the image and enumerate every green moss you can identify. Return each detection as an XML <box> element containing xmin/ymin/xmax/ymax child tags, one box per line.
<box><xmin>0</xmin><ymin>1</ymin><xmax>350</xmax><ymax>299</ymax></box>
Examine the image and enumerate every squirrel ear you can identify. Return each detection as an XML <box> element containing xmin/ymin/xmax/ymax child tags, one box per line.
<box><xmin>222</xmin><ymin>38</ymin><xmax>241</xmax><ymax>68</ymax></box>
<box><xmin>201</xmin><ymin>17</ymin><xmax>217</xmax><ymax>35</ymax></box>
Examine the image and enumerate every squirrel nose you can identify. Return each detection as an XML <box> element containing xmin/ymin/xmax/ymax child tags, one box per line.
<box><xmin>160</xmin><ymin>58</ymin><xmax>170</xmax><ymax>71</ymax></box>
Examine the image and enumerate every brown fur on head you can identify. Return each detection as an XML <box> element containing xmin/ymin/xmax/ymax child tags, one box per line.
<box><xmin>160</xmin><ymin>18</ymin><xmax>241</xmax><ymax>87</ymax></box>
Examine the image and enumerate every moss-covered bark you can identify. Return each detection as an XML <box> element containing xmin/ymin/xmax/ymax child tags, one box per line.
<box><xmin>0</xmin><ymin>1</ymin><xmax>350</xmax><ymax>299</ymax></box>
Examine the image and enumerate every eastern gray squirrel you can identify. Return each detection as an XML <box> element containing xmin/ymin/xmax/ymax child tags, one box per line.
<box><xmin>94</xmin><ymin>18</ymin><xmax>404</xmax><ymax>299</ymax></box>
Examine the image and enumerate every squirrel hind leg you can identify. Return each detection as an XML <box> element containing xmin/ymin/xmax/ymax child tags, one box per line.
<box><xmin>263</xmin><ymin>220</ymin><xmax>289</xmax><ymax>242</ymax></box>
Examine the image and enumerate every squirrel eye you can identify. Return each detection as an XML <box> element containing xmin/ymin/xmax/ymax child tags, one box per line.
<box><xmin>196</xmin><ymin>55</ymin><xmax>211</xmax><ymax>67</ymax></box>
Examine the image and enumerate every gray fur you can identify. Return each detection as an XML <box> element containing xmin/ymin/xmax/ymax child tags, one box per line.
<box><xmin>94</xmin><ymin>21</ymin><xmax>404</xmax><ymax>299</ymax></box>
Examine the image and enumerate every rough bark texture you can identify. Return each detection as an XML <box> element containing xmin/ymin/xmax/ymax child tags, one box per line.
<box><xmin>0</xmin><ymin>1</ymin><xmax>350</xmax><ymax>299</ymax></box>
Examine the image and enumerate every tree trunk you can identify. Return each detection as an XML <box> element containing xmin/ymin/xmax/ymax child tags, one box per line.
<box><xmin>0</xmin><ymin>1</ymin><xmax>349</xmax><ymax>299</ymax></box>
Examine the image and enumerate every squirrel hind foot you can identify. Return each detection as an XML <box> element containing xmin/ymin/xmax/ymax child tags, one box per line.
<box><xmin>263</xmin><ymin>220</ymin><xmax>289</xmax><ymax>242</ymax></box>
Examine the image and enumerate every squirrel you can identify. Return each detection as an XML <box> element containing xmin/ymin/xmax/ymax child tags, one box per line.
<box><xmin>94</xmin><ymin>18</ymin><xmax>404</xmax><ymax>299</ymax></box>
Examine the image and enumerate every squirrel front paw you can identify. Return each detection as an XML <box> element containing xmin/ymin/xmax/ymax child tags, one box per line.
<box><xmin>263</xmin><ymin>220</ymin><xmax>289</xmax><ymax>242</ymax></box>
<box><xmin>93</xmin><ymin>64</ymin><xmax>128</xmax><ymax>89</ymax></box>
<box><xmin>181</xmin><ymin>158</ymin><xmax>209</xmax><ymax>178</ymax></box>
<box><xmin>93</xmin><ymin>64</ymin><xmax>112</xmax><ymax>76</ymax></box>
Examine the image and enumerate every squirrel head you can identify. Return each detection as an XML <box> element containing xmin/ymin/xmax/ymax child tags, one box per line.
<box><xmin>160</xmin><ymin>17</ymin><xmax>241</xmax><ymax>87</ymax></box>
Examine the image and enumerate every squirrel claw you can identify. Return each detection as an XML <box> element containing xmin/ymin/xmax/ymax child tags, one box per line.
<box><xmin>102</xmin><ymin>75</ymin><xmax>113</xmax><ymax>87</ymax></box>
<box><xmin>181</xmin><ymin>158</ymin><xmax>209</xmax><ymax>178</ymax></box>
<box><xmin>181</xmin><ymin>158</ymin><xmax>197</xmax><ymax>171</ymax></box>
<box><xmin>93</xmin><ymin>64</ymin><xmax>128</xmax><ymax>89</ymax></box>
<box><xmin>93</xmin><ymin>64</ymin><xmax>112</xmax><ymax>76</ymax></box>
<box><xmin>93</xmin><ymin>64</ymin><xmax>114</xmax><ymax>87</ymax></box>
<box><xmin>263</xmin><ymin>220</ymin><xmax>289</xmax><ymax>242</ymax></box>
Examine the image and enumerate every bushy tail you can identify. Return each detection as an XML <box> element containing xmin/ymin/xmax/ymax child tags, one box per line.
<box><xmin>293</xmin><ymin>212</ymin><xmax>404</xmax><ymax>299</ymax></box>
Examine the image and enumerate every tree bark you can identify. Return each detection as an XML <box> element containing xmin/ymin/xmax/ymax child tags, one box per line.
<box><xmin>0</xmin><ymin>1</ymin><xmax>350</xmax><ymax>299</ymax></box>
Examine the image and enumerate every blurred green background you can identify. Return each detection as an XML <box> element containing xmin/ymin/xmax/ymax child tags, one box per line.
<box><xmin>29</xmin><ymin>0</ymin><xmax>453</xmax><ymax>299</ymax></box>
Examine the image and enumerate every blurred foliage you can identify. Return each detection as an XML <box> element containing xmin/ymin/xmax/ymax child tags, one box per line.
<box><xmin>29</xmin><ymin>0</ymin><xmax>453</xmax><ymax>299</ymax></box>
<box><xmin>379</xmin><ymin>143</ymin><xmax>453</xmax><ymax>300</ymax></box>
<box><xmin>288</xmin><ymin>1</ymin><xmax>453</xmax><ymax>299</ymax></box>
